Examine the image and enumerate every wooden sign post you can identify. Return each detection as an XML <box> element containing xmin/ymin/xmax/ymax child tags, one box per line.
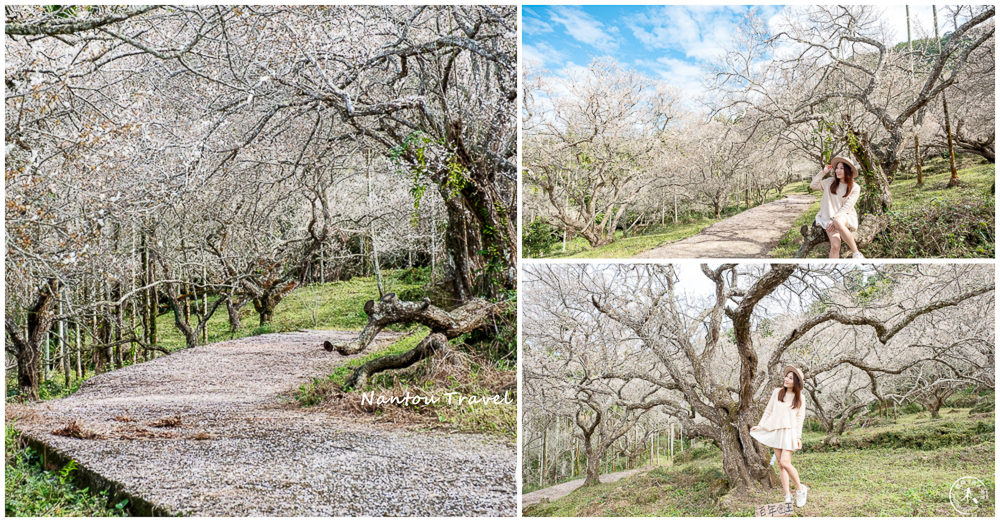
<box><xmin>755</xmin><ymin>502</ymin><xmax>794</xmax><ymax>517</ymax></box>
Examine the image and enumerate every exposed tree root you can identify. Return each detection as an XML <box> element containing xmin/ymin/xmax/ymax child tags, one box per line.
<box><xmin>326</xmin><ymin>293</ymin><xmax>502</xmax><ymax>356</ymax></box>
<box><xmin>343</xmin><ymin>333</ymin><xmax>450</xmax><ymax>390</ymax></box>
<box><xmin>795</xmin><ymin>214</ymin><xmax>889</xmax><ymax>258</ymax></box>
<box><xmin>325</xmin><ymin>293</ymin><xmax>505</xmax><ymax>389</ymax></box>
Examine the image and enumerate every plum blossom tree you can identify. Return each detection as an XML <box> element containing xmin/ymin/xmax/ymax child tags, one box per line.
<box><xmin>524</xmin><ymin>59</ymin><xmax>678</xmax><ymax>247</ymax></box>
<box><xmin>6</xmin><ymin>5</ymin><xmax>511</xmax><ymax>398</ymax></box>
<box><xmin>713</xmin><ymin>4</ymin><xmax>994</xmax><ymax>213</ymax></box>
<box><xmin>522</xmin><ymin>263</ymin><xmax>993</xmax><ymax>492</ymax></box>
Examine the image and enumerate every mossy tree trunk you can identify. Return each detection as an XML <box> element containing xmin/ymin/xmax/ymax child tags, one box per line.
<box><xmin>5</xmin><ymin>279</ymin><xmax>59</xmax><ymax>400</ymax></box>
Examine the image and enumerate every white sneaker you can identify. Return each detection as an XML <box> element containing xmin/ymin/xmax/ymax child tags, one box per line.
<box><xmin>852</xmin><ymin>251</ymin><xmax>865</xmax><ymax>259</ymax></box>
<box><xmin>784</xmin><ymin>493</ymin><xmax>793</xmax><ymax>504</ymax></box>
<box><xmin>796</xmin><ymin>485</ymin><xmax>809</xmax><ymax>507</ymax></box>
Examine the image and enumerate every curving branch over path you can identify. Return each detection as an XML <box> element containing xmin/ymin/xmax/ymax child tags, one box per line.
<box><xmin>324</xmin><ymin>293</ymin><xmax>506</xmax><ymax>389</ymax></box>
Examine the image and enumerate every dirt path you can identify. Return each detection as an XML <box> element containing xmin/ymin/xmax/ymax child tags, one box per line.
<box><xmin>6</xmin><ymin>330</ymin><xmax>516</xmax><ymax>516</ymax></box>
<box><xmin>636</xmin><ymin>194</ymin><xmax>816</xmax><ymax>258</ymax></box>
<box><xmin>522</xmin><ymin>465</ymin><xmax>655</xmax><ymax>509</ymax></box>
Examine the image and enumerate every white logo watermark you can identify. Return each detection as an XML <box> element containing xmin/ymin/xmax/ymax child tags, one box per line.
<box><xmin>360</xmin><ymin>390</ymin><xmax>514</xmax><ymax>407</ymax></box>
<box><xmin>950</xmin><ymin>476</ymin><xmax>988</xmax><ymax>515</ymax></box>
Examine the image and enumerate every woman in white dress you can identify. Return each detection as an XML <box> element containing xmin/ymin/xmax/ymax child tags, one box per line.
<box><xmin>810</xmin><ymin>156</ymin><xmax>864</xmax><ymax>259</ymax></box>
<box><xmin>750</xmin><ymin>365</ymin><xmax>809</xmax><ymax>507</ymax></box>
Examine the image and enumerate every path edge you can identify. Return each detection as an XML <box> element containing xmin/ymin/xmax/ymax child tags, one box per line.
<box><xmin>635</xmin><ymin>194</ymin><xmax>816</xmax><ymax>259</ymax></box>
<box><xmin>20</xmin><ymin>432</ymin><xmax>179</xmax><ymax>516</ymax></box>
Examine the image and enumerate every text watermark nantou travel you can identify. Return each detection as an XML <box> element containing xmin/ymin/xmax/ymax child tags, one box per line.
<box><xmin>360</xmin><ymin>390</ymin><xmax>514</xmax><ymax>407</ymax></box>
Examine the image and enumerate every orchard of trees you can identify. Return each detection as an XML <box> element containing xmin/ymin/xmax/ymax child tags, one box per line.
<box><xmin>5</xmin><ymin>5</ymin><xmax>516</xmax><ymax>400</ymax></box>
<box><xmin>522</xmin><ymin>263</ymin><xmax>994</xmax><ymax>492</ymax></box>
<box><xmin>523</xmin><ymin>5</ymin><xmax>994</xmax><ymax>257</ymax></box>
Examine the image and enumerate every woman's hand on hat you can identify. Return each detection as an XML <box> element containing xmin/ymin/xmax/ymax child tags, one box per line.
<box><xmin>823</xmin><ymin>164</ymin><xmax>833</xmax><ymax>174</ymax></box>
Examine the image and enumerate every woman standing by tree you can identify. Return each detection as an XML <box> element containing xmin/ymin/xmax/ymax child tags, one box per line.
<box><xmin>751</xmin><ymin>366</ymin><xmax>810</xmax><ymax>507</ymax></box>
<box><xmin>811</xmin><ymin>157</ymin><xmax>864</xmax><ymax>259</ymax></box>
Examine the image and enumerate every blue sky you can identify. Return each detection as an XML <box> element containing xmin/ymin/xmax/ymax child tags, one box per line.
<box><xmin>523</xmin><ymin>4</ymin><xmax>947</xmax><ymax>108</ymax></box>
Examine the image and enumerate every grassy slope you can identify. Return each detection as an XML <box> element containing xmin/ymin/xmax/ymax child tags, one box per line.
<box><xmin>7</xmin><ymin>268</ymin><xmax>514</xmax><ymax>513</ymax></box>
<box><xmin>524</xmin><ymin>408</ymin><xmax>995</xmax><ymax>517</ymax></box>
<box><xmin>5</xmin><ymin>424</ymin><xmax>128</xmax><ymax>517</ymax></box>
<box><xmin>153</xmin><ymin>270</ymin><xmax>428</xmax><ymax>351</ymax></box>
<box><xmin>536</xmin><ymin>187</ymin><xmax>807</xmax><ymax>259</ymax></box>
<box><xmin>6</xmin><ymin>271</ymin><xmax>428</xmax><ymax>401</ymax></box>
<box><xmin>771</xmin><ymin>156</ymin><xmax>995</xmax><ymax>258</ymax></box>
<box><xmin>544</xmin><ymin>217</ymin><xmax>720</xmax><ymax>259</ymax></box>
<box><xmin>296</xmin><ymin>326</ymin><xmax>517</xmax><ymax>441</ymax></box>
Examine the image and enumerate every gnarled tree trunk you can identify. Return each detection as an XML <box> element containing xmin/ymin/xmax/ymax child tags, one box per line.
<box><xmin>225</xmin><ymin>296</ymin><xmax>244</xmax><ymax>332</ymax></box>
<box><xmin>582</xmin><ymin>439</ymin><xmax>603</xmax><ymax>486</ymax></box>
<box><xmin>719</xmin><ymin>423</ymin><xmax>779</xmax><ymax>492</ymax></box>
<box><xmin>842</xmin><ymin>116</ymin><xmax>894</xmax><ymax>214</ymax></box>
<box><xmin>163</xmin><ymin>281</ymin><xmax>226</xmax><ymax>348</ymax></box>
<box><xmin>4</xmin><ymin>279</ymin><xmax>58</xmax><ymax>400</ymax></box>
<box><xmin>326</xmin><ymin>294</ymin><xmax>504</xmax><ymax>389</ymax></box>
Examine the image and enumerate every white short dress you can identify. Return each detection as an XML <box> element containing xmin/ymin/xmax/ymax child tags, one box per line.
<box><xmin>750</xmin><ymin>426</ymin><xmax>798</xmax><ymax>451</ymax></box>
<box><xmin>811</xmin><ymin>175</ymin><xmax>860</xmax><ymax>232</ymax></box>
<box><xmin>750</xmin><ymin>388</ymin><xmax>807</xmax><ymax>451</ymax></box>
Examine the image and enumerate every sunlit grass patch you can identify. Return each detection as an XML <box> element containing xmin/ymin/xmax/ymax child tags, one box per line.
<box><xmin>525</xmin><ymin>408</ymin><xmax>994</xmax><ymax>517</ymax></box>
<box><xmin>772</xmin><ymin>155</ymin><xmax>994</xmax><ymax>258</ymax></box>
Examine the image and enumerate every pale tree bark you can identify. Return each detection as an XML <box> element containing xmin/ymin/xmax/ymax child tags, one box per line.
<box><xmin>523</xmin><ymin>59</ymin><xmax>676</xmax><ymax>248</ymax></box>
<box><xmin>525</xmin><ymin>263</ymin><xmax>994</xmax><ymax>492</ymax></box>
<box><xmin>329</xmin><ymin>294</ymin><xmax>506</xmax><ymax>389</ymax></box>
<box><xmin>713</xmin><ymin>5</ymin><xmax>995</xmax><ymax>209</ymax></box>
<box><xmin>4</xmin><ymin>279</ymin><xmax>58</xmax><ymax>400</ymax></box>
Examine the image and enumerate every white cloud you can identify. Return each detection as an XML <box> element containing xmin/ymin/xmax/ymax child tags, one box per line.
<box><xmin>626</xmin><ymin>6</ymin><xmax>743</xmax><ymax>62</ymax></box>
<box><xmin>548</xmin><ymin>6</ymin><xmax>618</xmax><ymax>50</ymax></box>
<box><xmin>523</xmin><ymin>42</ymin><xmax>568</xmax><ymax>69</ymax></box>
<box><xmin>522</xmin><ymin>8</ymin><xmax>554</xmax><ymax>36</ymax></box>
<box><xmin>643</xmin><ymin>56</ymin><xmax>711</xmax><ymax>109</ymax></box>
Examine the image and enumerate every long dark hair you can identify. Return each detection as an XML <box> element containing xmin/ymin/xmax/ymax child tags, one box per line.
<box><xmin>829</xmin><ymin>161</ymin><xmax>856</xmax><ymax>199</ymax></box>
<box><xmin>778</xmin><ymin>372</ymin><xmax>803</xmax><ymax>409</ymax></box>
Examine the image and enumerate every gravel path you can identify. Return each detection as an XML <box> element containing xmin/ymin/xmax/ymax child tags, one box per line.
<box><xmin>636</xmin><ymin>194</ymin><xmax>816</xmax><ymax>258</ymax></box>
<box><xmin>522</xmin><ymin>465</ymin><xmax>655</xmax><ymax>509</ymax></box>
<box><xmin>6</xmin><ymin>330</ymin><xmax>516</xmax><ymax>516</ymax></box>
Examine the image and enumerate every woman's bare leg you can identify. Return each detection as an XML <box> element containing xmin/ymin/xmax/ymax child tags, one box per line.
<box><xmin>832</xmin><ymin>216</ymin><xmax>859</xmax><ymax>254</ymax></box>
<box><xmin>826</xmin><ymin>229</ymin><xmax>843</xmax><ymax>259</ymax></box>
<box><xmin>775</xmin><ymin>448</ymin><xmax>790</xmax><ymax>496</ymax></box>
<box><xmin>779</xmin><ymin>450</ymin><xmax>801</xmax><ymax>491</ymax></box>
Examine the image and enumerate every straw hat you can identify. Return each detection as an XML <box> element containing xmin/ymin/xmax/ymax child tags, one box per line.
<box><xmin>783</xmin><ymin>365</ymin><xmax>805</xmax><ymax>384</ymax></box>
<box><xmin>829</xmin><ymin>155</ymin><xmax>858</xmax><ymax>178</ymax></box>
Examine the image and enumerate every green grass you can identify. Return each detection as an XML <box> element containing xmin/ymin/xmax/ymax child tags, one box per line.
<box><xmin>6</xmin><ymin>270</ymin><xmax>431</xmax><ymax>399</ymax></box>
<box><xmin>544</xmin><ymin>217</ymin><xmax>720</xmax><ymax>259</ymax></box>
<box><xmin>297</xmin><ymin>328</ymin><xmax>432</xmax><ymax>404</ymax></box>
<box><xmin>525</xmin><ymin>408</ymin><xmax>995</xmax><ymax>517</ymax></box>
<box><xmin>782</xmin><ymin>179</ymin><xmax>813</xmax><ymax>195</ymax></box>
<box><xmin>153</xmin><ymin>269</ymin><xmax>429</xmax><ymax>351</ymax></box>
<box><xmin>769</xmin><ymin>199</ymin><xmax>823</xmax><ymax>258</ymax></box>
<box><xmin>7</xmin><ymin>369</ymin><xmax>106</xmax><ymax>402</ymax></box>
<box><xmin>772</xmin><ymin>155</ymin><xmax>995</xmax><ymax>258</ymax></box>
<box><xmin>525</xmin><ymin>461</ymin><xmax>733</xmax><ymax>517</ymax></box>
<box><xmin>296</xmin><ymin>327</ymin><xmax>516</xmax><ymax>441</ymax></box>
<box><xmin>533</xmin><ymin>182</ymin><xmax>814</xmax><ymax>259</ymax></box>
<box><xmin>801</xmin><ymin>407</ymin><xmax>994</xmax><ymax>452</ymax></box>
<box><xmin>5</xmin><ymin>423</ymin><xmax>128</xmax><ymax>517</ymax></box>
